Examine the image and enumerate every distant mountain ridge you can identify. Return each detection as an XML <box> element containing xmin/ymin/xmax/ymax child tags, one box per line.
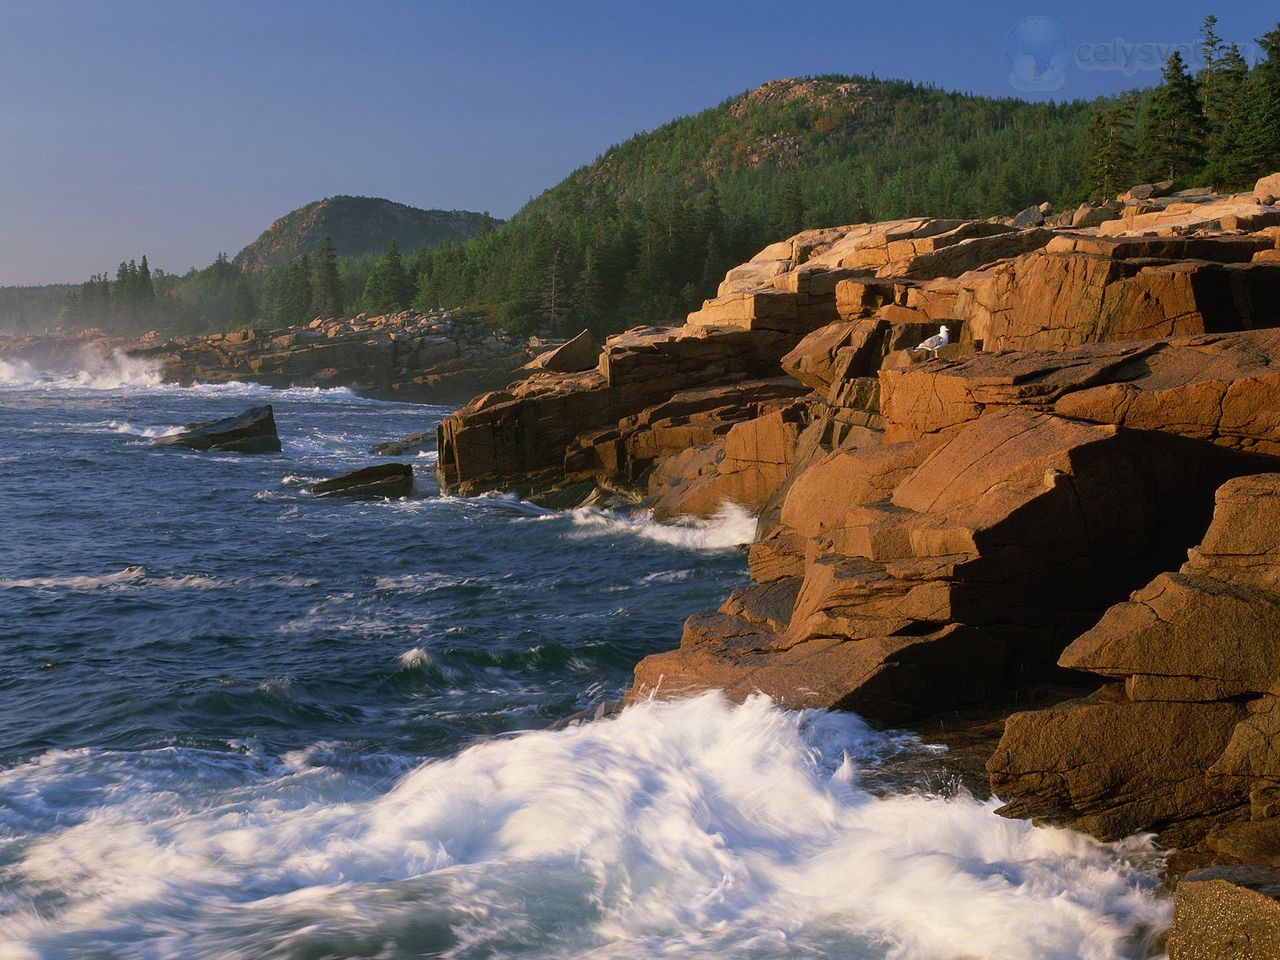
<box><xmin>233</xmin><ymin>196</ymin><xmax>496</xmax><ymax>272</ymax></box>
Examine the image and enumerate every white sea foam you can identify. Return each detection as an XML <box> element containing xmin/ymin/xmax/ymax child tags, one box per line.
<box><xmin>374</xmin><ymin>571</ymin><xmax>481</xmax><ymax>592</ymax></box>
<box><xmin>568</xmin><ymin>503</ymin><xmax>757</xmax><ymax>551</ymax></box>
<box><xmin>0</xmin><ymin>348</ymin><xmax>163</xmax><ymax>390</ymax></box>
<box><xmin>0</xmin><ymin>693</ymin><xmax>1169</xmax><ymax>958</ymax></box>
<box><xmin>107</xmin><ymin>419</ymin><xmax>184</xmax><ymax>439</ymax></box>
<box><xmin>398</xmin><ymin>646</ymin><xmax>434</xmax><ymax>669</ymax></box>
<box><xmin>0</xmin><ymin>566</ymin><xmax>302</xmax><ymax>592</ymax></box>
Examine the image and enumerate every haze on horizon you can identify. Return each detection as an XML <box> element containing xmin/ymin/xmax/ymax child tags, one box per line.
<box><xmin>1</xmin><ymin>0</ymin><xmax>1273</xmax><ymax>285</ymax></box>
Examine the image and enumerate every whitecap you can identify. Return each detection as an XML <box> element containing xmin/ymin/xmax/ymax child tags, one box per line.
<box><xmin>567</xmin><ymin>503</ymin><xmax>757</xmax><ymax>551</ymax></box>
<box><xmin>0</xmin><ymin>693</ymin><xmax>1170</xmax><ymax>959</ymax></box>
<box><xmin>398</xmin><ymin>647</ymin><xmax>434</xmax><ymax>669</ymax></box>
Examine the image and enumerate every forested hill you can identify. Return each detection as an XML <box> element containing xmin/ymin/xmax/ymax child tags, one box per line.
<box><xmin>233</xmin><ymin>196</ymin><xmax>498</xmax><ymax>273</ymax></box>
<box><xmin>415</xmin><ymin>76</ymin><xmax>1097</xmax><ymax>333</ymax></box>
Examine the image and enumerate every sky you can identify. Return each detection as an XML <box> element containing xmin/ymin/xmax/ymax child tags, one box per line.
<box><xmin>0</xmin><ymin>0</ymin><xmax>1274</xmax><ymax>285</ymax></box>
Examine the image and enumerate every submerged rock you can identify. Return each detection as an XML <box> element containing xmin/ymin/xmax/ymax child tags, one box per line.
<box><xmin>311</xmin><ymin>463</ymin><xmax>413</xmax><ymax>499</ymax></box>
<box><xmin>372</xmin><ymin>432</ymin><xmax>434</xmax><ymax>456</ymax></box>
<box><xmin>153</xmin><ymin>405</ymin><xmax>281</xmax><ymax>454</ymax></box>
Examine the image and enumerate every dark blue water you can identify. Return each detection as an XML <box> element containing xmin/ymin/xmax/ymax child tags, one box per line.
<box><xmin>0</xmin><ymin>360</ymin><xmax>1170</xmax><ymax>959</ymax></box>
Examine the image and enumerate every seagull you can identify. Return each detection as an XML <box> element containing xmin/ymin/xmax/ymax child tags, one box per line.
<box><xmin>915</xmin><ymin>324</ymin><xmax>950</xmax><ymax>359</ymax></box>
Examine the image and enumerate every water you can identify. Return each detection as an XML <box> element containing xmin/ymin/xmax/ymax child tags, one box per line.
<box><xmin>0</xmin><ymin>357</ymin><xmax>1172</xmax><ymax>958</ymax></box>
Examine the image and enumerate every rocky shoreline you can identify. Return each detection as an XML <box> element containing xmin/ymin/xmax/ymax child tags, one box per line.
<box><xmin>435</xmin><ymin>175</ymin><xmax>1280</xmax><ymax>957</ymax></box>
<box><xmin>0</xmin><ymin>310</ymin><xmax>544</xmax><ymax>403</ymax></box>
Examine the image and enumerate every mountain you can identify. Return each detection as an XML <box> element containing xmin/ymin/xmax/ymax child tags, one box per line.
<box><xmin>417</xmin><ymin>75</ymin><xmax>1098</xmax><ymax>333</ymax></box>
<box><xmin>233</xmin><ymin>196</ymin><xmax>497</xmax><ymax>273</ymax></box>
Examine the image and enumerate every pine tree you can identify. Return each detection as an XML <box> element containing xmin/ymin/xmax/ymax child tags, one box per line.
<box><xmin>540</xmin><ymin>248</ymin><xmax>567</xmax><ymax>332</ymax></box>
<box><xmin>1242</xmin><ymin>24</ymin><xmax>1280</xmax><ymax>180</ymax></box>
<box><xmin>360</xmin><ymin>241</ymin><xmax>414</xmax><ymax>314</ymax></box>
<box><xmin>1204</xmin><ymin>44</ymin><xmax>1254</xmax><ymax>188</ymax></box>
<box><xmin>383</xmin><ymin>240</ymin><xmax>413</xmax><ymax>311</ymax></box>
<box><xmin>572</xmin><ymin>245</ymin><xmax>605</xmax><ymax>327</ymax></box>
<box><xmin>1141</xmin><ymin>52</ymin><xmax>1208</xmax><ymax>181</ymax></box>
<box><xmin>137</xmin><ymin>255</ymin><xmax>155</xmax><ymax>304</ymax></box>
<box><xmin>312</xmin><ymin>237</ymin><xmax>343</xmax><ymax>316</ymax></box>
<box><xmin>775</xmin><ymin>173</ymin><xmax>806</xmax><ymax>238</ymax></box>
<box><xmin>1082</xmin><ymin>96</ymin><xmax>1138</xmax><ymax>199</ymax></box>
<box><xmin>231</xmin><ymin>279</ymin><xmax>257</xmax><ymax>327</ymax></box>
<box><xmin>274</xmin><ymin>256</ymin><xmax>313</xmax><ymax>327</ymax></box>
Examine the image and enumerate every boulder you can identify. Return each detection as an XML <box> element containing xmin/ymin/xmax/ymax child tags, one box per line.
<box><xmin>372</xmin><ymin>431</ymin><xmax>434</xmax><ymax>456</ymax></box>
<box><xmin>1118</xmin><ymin>180</ymin><xmax>1175</xmax><ymax>202</ymax></box>
<box><xmin>989</xmin><ymin>687</ymin><xmax>1247</xmax><ymax>842</ymax></box>
<box><xmin>153</xmin><ymin>405</ymin><xmax>281</xmax><ymax>454</ymax></box>
<box><xmin>523</xmin><ymin>328</ymin><xmax>602</xmax><ymax>373</ymax></box>
<box><xmin>1070</xmin><ymin>202</ymin><xmax>1121</xmax><ymax>228</ymax></box>
<box><xmin>1255</xmin><ymin>173</ymin><xmax>1280</xmax><ymax>205</ymax></box>
<box><xmin>1169</xmin><ymin>867</ymin><xmax>1280</xmax><ymax>959</ymax></box>
<box><xmin>311</xmin><ymin>463</ymin><xmax>414</xmax><ymax>499</ymax></box>
<box><xmin>1011</xmin><ymin>204</ymin><xmax>1044</xmax><ymax>227</ymax></box>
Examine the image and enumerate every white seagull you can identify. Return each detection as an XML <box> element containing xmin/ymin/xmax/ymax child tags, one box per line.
<box><xmin>915</xmin><ymin>324</ymin><xmax>950</xmax><ymax>358</ymax></box>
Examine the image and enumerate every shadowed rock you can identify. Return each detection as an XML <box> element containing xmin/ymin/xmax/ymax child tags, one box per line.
<box><xmin>312</xmin><ymin>463</ymin><xmax>413</xmax><ymax>499</ymax></box>
<box><xmin>153</xmin><ymin>405</ymin><xmax>281</xmax><ymax>454</ymax></box>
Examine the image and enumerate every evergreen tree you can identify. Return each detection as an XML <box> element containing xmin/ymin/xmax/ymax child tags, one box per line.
<box><xmin>137</xmin><ymin>255</ymin><xmax>155</xmax><ymax>304</ymax></box>
<box><xmin>1141</xmin><ymin>52</ymin><xmax>1208</xmax><ymax>181</ymax></box>
<box><xmin>360</xmin><ymin>240</ymin><xmax>413</xmax><ymax>314</ymax></box>
<box><xmin>1082</xmin><ymin>96</ymin><xmax>1138</xmax><ymax>199</ymax></box>
<box><xmin>231</xmin><ymin>279</ymin><xmax>257</xmax><ymax>327</ymax></box>
<box><xmin>1243</xmin><ymin>24</ymin><xmax>1280</xmax><ymax>179</ymax></box>
<box><xmin>775</xmin><ymin>173</ymin><xmax>806</xmax><ymax>238</ymax></box>
<box><xmin>540</xmin><ymin>248</ymin><xmax>567</xmax><ymax>332</ymax></box>
<box><xmin>312</xmin><ymin>237</ymin><xmax>343</xmax><ymax>316</ymax></box>
<box><xmin>571</xmin><ymin>245</ymin><xmax>605</xmax><ymax>328</ymax></box>
<box><xmin>1204</xmin><ymin>44</ymin><xmax>1254</xmax><ymax>187</ymax></box>
<box><xmin>274</xmin><ymin>255</ymin><xmax>313</xmax><ymax>327</ymax></box>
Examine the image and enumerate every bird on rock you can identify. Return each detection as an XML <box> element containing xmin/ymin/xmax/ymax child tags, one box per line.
<box><xmin>915</xmin><ymin>324</ymin><xmax>950</xmax><ymax>358</ymax></box>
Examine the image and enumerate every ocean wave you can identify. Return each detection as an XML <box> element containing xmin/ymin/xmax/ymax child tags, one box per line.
<box><xmin>0</xmin><ymin>348</ymin><xmax>163</xmax><ymax>389</ymax></box>
<box><xmin>0</xmin><ymin>566</ymin><xmax>315</xmax><ymax>593</ymax></box>
<box><xmin>567</xmin><ymin>503</ymin><xmax>757</xmax><ymax>551</ymax></box>
<box><xmin>107</xmin><ymin>419</ymin><xmax>184</xmax><ymax>439</ymax></box>
<box><xmin>0</xmin><ymin>693</ymin><xmax>1168</xmax><ymax>959</ymax></box>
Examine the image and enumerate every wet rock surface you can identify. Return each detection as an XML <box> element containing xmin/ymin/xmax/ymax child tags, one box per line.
<box><xmin>153</xmin><ymin>404</ymin><xmax>282</xmax><ymax>454</ymax></box>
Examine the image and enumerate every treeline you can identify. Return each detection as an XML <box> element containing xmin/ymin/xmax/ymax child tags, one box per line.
<box><xmin>45</xmin><ymin>238</ymin><xmax>435</xmax><ymax>336</ymax></box>
<box><xmin>1083</xmin><ymin>18</ymin><xmax>1280</xmax><ymax>198</ymax></box>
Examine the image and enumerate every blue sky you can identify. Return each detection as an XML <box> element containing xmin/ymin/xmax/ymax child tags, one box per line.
<box><xmin>0</xmin><ymin>1</ymin><xmax>1274</xmax><ymax>284</ymax></box>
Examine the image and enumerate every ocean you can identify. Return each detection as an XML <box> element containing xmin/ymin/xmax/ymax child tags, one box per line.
<box><xmin>0</xmin><ymin>354</ymin><xmax>1171</xmax><ymax>959</ymax></box>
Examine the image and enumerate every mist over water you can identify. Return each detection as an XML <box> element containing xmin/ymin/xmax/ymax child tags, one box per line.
<box><xmin>0</xmin><ymin>365</ymin><xmax>1171</xmax><ymax>958</ymax></box>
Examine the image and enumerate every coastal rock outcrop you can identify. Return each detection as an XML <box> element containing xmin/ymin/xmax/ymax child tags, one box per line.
<box><xmin>630</xmin><ymin>408</ymin><xmax>1270</xmax><ymax>720</ymax></box>
<box><xmin>153</xmin><ymin>404</ymin><xmax>281</xmax><ymax>454</ymax></box>
<box><xmin>130</xmin><ymin>311</ymin><xmax>538</xmax><ymax>401</ymax></box>
<box><xmin>990</xmin><ymin>474</ymin><xmax>1280</xmax><ymax>847</ymax></box>
<box><xmin>311</xmin><ymin>462</ymin><xmax>414</xmax><ymax>498</ymax></box>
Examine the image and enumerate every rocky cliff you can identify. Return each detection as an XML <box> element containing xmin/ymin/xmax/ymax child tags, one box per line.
<box><xmin>436</xmin><ymin>174</ymin><xmax>1280</xmax><ymax>949</ymax></box>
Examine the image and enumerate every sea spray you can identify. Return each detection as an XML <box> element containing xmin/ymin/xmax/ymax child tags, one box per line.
<box><xmin>567</xmin><ymin>503</ymin><xmax>757</xmax><ymax>550</ymax></box>
<box><xmin>0</xmin><ymin>694</ymin><xmax>1169</xmax><ymax>959</ymax></box>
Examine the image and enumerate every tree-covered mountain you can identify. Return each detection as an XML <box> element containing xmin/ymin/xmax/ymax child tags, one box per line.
<box><xmin>413</xmin><ymin>75</ymin><xmax>1098</xmax><ymax>334</ymax></box>
<box><xmin>233</xmin><ymin>196</ymin><xmax>497</xmax><ymax>273</ymax></box>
